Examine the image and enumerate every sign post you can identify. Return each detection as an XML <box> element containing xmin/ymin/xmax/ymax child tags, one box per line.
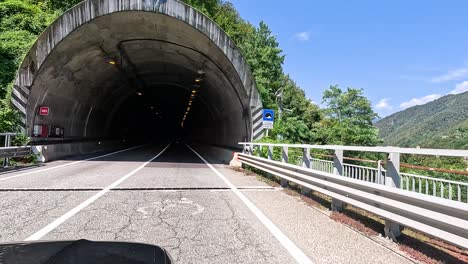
<box><xmin>262</xmin><ymin>109</ymin><xmax>275</xmax><ymax>137</ymax></box>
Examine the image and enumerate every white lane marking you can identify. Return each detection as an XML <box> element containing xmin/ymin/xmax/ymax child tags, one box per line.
<box><xmin>186</xmin><ymin>145</ymin><xmax>313</xmax><ymax>264</ymax></box>
<box><xmin>0</xmin><ymin>145</ymin><xmax>145</xmax><ymax>182</ymax></box>
<box><xmin>25</xmin><ymin>144</ymin><xmax>171</xmax><ymax>241</ymax></box>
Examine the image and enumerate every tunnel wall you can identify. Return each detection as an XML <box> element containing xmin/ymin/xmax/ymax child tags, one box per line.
<box><xmin>39</xmin><ymin>140</ymin><xmax>124</xmax><ymax>161</ymax></box>
<box><xmin>11</xmin><ymin>0</ymin><xmax>265</xmax><ymax>144</ymax></box>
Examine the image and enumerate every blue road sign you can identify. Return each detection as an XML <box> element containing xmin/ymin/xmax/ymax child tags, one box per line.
<box><xmin>263</xmin><ymin>109</ymin><xmax>275</xmax><ymax>122</ymax></box>
<box><xmin>262</xmin><ymin>109</ymin><xmax>275</xmax><ymax>129</ymax></box>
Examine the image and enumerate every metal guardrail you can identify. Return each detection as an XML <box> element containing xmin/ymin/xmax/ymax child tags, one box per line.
<box><xmin>237</xmin><ymin>152</ymin><xmax>468</xmax><ymax>249</ymax></box>
<box><xmin>1</xmin><ymin>133</ymin><xmax>32</xmax><ymax>167</ymax></box>
<box><xmin>0</xmin><ymin>146</ymin><xmax>32</xmax><ymax>159</ymax></box>
<box><xmin>242</xmin><ymin>142</ymin><xmax>468</xmax><ymax>203</ymax></box>
<box><xmin>240</xmin><ymin>142</ymin><xmax>468</xmax><ymax>157</ymax></box>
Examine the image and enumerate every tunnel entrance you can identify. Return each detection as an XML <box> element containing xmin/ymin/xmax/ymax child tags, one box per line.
<box><xmin>11</xmin><ymin>0</ymin><xmax>264</xmax><ymax>148</ymax></box>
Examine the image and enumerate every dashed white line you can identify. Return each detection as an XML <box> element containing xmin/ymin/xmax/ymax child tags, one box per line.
<box><xmin>186</xmin><ymin>145</ymin><xmax>314</xmax><ymax>264</ymax></box>
<box><xmin>25</xmin><ymin>144</ymin><xmax>171</xmax><ymax>241</ymax></box>
<box><xmin>0</xmin><ymin>145</ymin><xmax>145</xmax><ymax>182</ymax></box>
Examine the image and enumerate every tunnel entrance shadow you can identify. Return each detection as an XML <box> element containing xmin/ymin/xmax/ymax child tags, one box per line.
<box><xmin>58</xmin><ymin>143</ymin><xmax>222</xmax><ymax>168</ymax></box>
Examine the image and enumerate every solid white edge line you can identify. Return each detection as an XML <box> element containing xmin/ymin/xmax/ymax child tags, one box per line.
<box><xmin>25</xmin><ymin>143</ymin><xmax>171</xmax><ymax>241</ymax></box>
<box><xmin>0</xmin><ymin>144</ymin><xmax>146</xmax><ymax>182</ymax></box>
<box><xmin>186</xmin><ymin>145</ymin><xmax>313</xmax><ymax>264</ymax></box>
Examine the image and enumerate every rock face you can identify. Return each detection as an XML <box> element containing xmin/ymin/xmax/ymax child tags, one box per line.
<box><xmin>12</xmin><ymin>0</ymin><xmax>264</xmax><ymax>148</ymax></box>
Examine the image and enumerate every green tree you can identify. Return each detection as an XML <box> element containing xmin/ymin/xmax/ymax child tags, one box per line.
<box><xmin>0</xmin><ymin>0</ymin><xmax>57</xmax><ymax>98</ymax></box>
<box><xmin>43</xmin><ymin>0</ymin><xmax>83</xmax><ymax>12</ymax></box>
<box><xmin>268</xmin><ymin>76</ymin><xmax>321</xmax><ymax>143</ymax></box>
<box><xmin>316</xmin><ymin>85</ymin><xmax>381</xmax><ymax>146</ymax></box>
<box><xmin>182</xmin><ymin>0</ymin><xmax>218</xmax><ymax>17</ymax></box>
<box><xmin>239</xmin><ymin>22</ymin><xmax>284</xmax><ymax>109</ymax></box>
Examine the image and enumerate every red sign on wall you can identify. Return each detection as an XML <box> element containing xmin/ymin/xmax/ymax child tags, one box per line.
<box><xmin>39</xmin><ymin>106</ymin><xmax>49</xmax><ymax>116</ymax></box>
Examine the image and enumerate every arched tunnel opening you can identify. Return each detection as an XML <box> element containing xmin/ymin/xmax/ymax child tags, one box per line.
<box><xmin>12</xmin><ymin>1</ymin><xmax>264</xmax><ymax>150</ymax></box>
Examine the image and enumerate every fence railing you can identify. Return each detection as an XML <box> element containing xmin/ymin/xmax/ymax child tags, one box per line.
<box><xmin>0</xmin><ymin>146</ymin><xmax>32</xmax><ymax>158</ymax></box>
<box><xmin>311</xmin><ymin>158</ymin><xmax>334</xmax><ymax>174</ymax></box>
<box><xmin>343</xmin><ymin>162</ymin><xmax>386</xmax><ymax>184</ymax></box>
<box><xmin>1</xmin><ymin>133</ymin><xmax>31</xmax><ymax>167</ymax></box>
<box><xmin>237</xmin><ymin>142</ymin><xmax>468</xmax><ymax>249</ymax></box>
<box><xmin>242</xmin><ymin>142</ymin><xmax>468</xmax><ymax>204</ymax></box>
<box><xmin>400</xmin><ymin>172</ymin><xmax>468</xmax><ymax>203</ymax></box>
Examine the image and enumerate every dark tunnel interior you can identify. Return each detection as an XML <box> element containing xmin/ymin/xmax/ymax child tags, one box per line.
<box><xmin>23</xmin><ymin>11</ymin><xmax>255</xmax><ymax>148</ymax></box>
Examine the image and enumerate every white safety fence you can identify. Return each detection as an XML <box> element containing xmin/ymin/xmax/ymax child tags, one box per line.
<box><xmin>245</xmin><ymin>143</ymin><xmax>468</xmax><ymax>203</ymax></box>
<box><xmin>238</xmin><ymin>142</ymin><xmax>468</xmax><ymax>249</ymax></box>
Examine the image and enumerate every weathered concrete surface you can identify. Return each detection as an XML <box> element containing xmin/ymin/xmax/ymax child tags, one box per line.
<box><xmin>12</xmin><ymin>0</ymin><xmax>264</xmax><ymax>149</ymax></box>
<box><xmin>37</xmin><ymin>140</ymin><xmax>124</xmax><ymax>162</ymax></box>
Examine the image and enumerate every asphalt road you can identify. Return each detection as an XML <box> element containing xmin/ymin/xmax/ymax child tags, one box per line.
<box><xmin>0</xmin><ymin>143</ymin><xmax>413</xmax><ymax>264</ymax></box>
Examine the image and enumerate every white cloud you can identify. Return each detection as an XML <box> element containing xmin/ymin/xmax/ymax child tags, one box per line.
<box><xmin>399</xmin><ymin>81</ymin><xmax>468</xmax><ymax>110</ymax></box>
<box><xmin>400</xmin><ymin>94</ymin><xmax>442</xmax><ymax>109</ymax></box>
<box><xmin>449</xmin><ymin>81</ymin><xmax>468</xmax><ymax>94</ymax></box>
<box><xmin>294</xmin><ymin>31</ymin><xmax>311</xmax><ymax>41</ymax></box>
<box><xmin>430</xmin><ymin>67</ymin><xmax>468</xmax><ymax>83</ymax></box>
<box><xmin>375</xmin><ymin>98</ymin><xmax>393</xmax><ymax>110</ymax></box>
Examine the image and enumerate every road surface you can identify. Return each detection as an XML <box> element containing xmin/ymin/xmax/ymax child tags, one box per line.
<box><xmin>0</xmin><ymin>143</ymin><xmax>412</xmax><ymax>263</ymax></box>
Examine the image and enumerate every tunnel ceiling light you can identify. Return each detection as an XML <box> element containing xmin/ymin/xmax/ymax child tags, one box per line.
<box><xmin>136</xmin><ymin>91</ymin><xmax>143</xmax><ymax>96</ymax></box>
<box><xmin>195</xmin><ymin>78</ymin><xmax>203</xmax><ymax>83</ymax></box>
<box><xmin>197</xmin><ymin>69</ymin><xmax>205</xmax><ymax>75</ymax></box>
<box><xmin>191</xmin><ymin>90</ymin><xmax>197</xmax><ymax>94</ymax></box>
<box><xmin>107</xmin><ymin>59</ymin><xmax>117</xmax><ymax>65</ymax></box>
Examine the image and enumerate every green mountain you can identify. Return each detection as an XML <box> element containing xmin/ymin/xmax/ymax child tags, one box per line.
<box><xmin>375</xmin><ymin>92</ymin><xmax>468</xmax><ymax>149</ymax></box>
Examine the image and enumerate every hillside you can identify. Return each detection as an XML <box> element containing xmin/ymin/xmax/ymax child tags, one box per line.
<box><xmin>375</xmin><ymin>92</ymin><xmax>468</xmax><ymax>149</ymax></box>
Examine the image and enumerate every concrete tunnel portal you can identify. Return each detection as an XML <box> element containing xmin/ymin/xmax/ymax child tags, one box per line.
<box><xmin>11</xmin><ymin>0</ymin><xmax>264</xmax><ymax>149</ymax></box>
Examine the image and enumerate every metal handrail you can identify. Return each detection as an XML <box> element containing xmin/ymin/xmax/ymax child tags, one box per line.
<box><xmin>0</xmin><ymin>146</ymin><xmax>32</xmax><ymax>164</ymax></box>
<box><xmin>400</xmin><ymin>172</ymin><xmax>468</xmax><ymax>186</ymax></box>
<box><xmin>239</xmin><ymin>142</ymin><xmax>468</xmax><ymax>157</ymax></box>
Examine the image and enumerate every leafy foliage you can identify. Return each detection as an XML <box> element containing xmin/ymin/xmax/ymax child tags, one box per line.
<box><xmin>0</xmin><ymin>0</ymin><xmax>58</xmax><ymax>98</ymax></box>
<box><xmin>375</xmin><ymin>92</ymin><xmax>468</xmax><ymax>149</ymax></box>
<box><xmin>315</xmin><ymin>85</ymin><xmax>381</xmax><ymax>146</ymax></box>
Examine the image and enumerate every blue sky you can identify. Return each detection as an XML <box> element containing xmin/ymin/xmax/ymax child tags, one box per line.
<box><xmin>229</xmin><ymin>0</ymin><xmax>468</xmax><ymax>117</ymax></box>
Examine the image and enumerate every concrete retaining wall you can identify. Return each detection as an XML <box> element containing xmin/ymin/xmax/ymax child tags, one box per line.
<box><xmin>39</xmin><ymin>140</ymin><xmax>124</xmax><ymax>162</ymax></box>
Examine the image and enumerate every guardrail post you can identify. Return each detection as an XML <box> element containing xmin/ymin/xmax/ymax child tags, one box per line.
<box><xmin>267</xmin><ymin>146</ymin><xmax>273</xmax><ymax>160</ymax></box>
<box><xmin>301</xmin><ymin>148</ymin><xmax>312</xmax><ymax>195</ymax></box>
<box><xmin>386</xmin><ymin>152</ymin><xmax>401</xmax><ymax>188</ymax></box>
<box><xmin>302</xmin><ymin>148</ymin><xmax>310</xmax><ymax>168</ymax></box>
<box><xmin>384</xmin><ymin>220</ymin><xmax>401</xmax><ymax>242</ymax></box>
<box><xmin>3</xmin><ymin>134</ymin><xmax>12</xmax><ymax>167</ymax></box>
<box><xmin>281</xmin><ymin>146</ymin><xmax>289</xmax><ymax>187</ymax></box>
<box><xmin>331</xmin><ymin>149</ymin><xmax>345</xmax><ymax>212</ymax></box>
<box><xmin>384</xmin><ymin>152</ymin><xmax>401</xmax><ymax>241</ymax></box>
<box><xmin>377</xmin><ymin>160</ymin><xmax>383</xmax><ymax>184</ymax></box>
<box><xmin>282</xmin><ymin>146</ymin><xmax>288</xmax><ymax>163</ymax></box>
